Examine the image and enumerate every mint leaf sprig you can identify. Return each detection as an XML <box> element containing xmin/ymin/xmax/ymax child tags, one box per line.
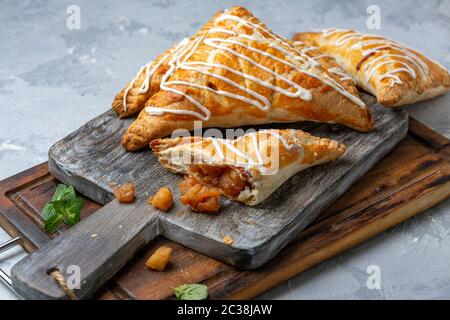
<box><xmin>42</xmin><ymin>184</ymin><xmax>84</xmax><ymax>234</ymax></box>
<box><xmin>174</xmin><ymin>284</ymin><xmax>208</xmax><ymax>300</ymax></box>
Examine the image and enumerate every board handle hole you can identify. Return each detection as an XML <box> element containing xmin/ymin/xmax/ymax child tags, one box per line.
<box><xmin>46</xmin><ymin>266</ymin><xmax>59</xmax><ymax>275</ymax></box>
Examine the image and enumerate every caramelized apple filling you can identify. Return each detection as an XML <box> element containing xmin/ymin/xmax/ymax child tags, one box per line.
<box><xmin>150</xmin><ymin>187</ymin><xmax>173</xmax><ymax>212</ymax></box>
<box><xmin>113</xmin><ymin>182</ymin><xmax>136</xmax><ymax>203</ymax></box>
<box><xmin>190</xmin><ymin>164</ymin><xmax>249</xmax><ymax>197</ymax></box>
<box><xmin>179</xmin><ymin>176</ymin><xmax>221</xmax><ymax>213</ymax></box>
<box><xmin>179</xmin><ymin>165</ymin><xmax>250</xmax><ymax>213</ymax></box>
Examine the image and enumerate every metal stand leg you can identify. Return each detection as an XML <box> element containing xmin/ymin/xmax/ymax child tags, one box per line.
<box><xmin>0</xmin><ymin>237</ymin><xmax>23</xmax><ymax>298</ymax></box>
<box><xmin>0</xmin><ymin>268</ymin><xmax>11</xmax><ymax>287</ymax></box>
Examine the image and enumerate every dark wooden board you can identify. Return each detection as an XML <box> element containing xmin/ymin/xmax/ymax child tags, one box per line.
<box><xmin>10</xmin><ymin>94</ymin><xmax>410</xmax><ymax>299</ymax></box>
<box><xmin>1</xmin><ymin>118</ymin><xmax>449</xmax><ymax>299</ymax></box>
<box><xmin>50</xmin><ymin>94</ymin><xmax>408</xmax><ymax>269</ymax></box>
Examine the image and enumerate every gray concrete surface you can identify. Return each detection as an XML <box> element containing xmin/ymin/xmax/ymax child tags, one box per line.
<box><xmin>0</xmin><ymin>0</ymin><xmax>449</xmax><ymax>299</ymax></box>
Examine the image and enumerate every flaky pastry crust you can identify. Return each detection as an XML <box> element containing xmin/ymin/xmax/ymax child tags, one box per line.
<box><xmin>150</xmin><ymin>129</ymin><xmax>345</xmax><ymax>205</ymax></box>
<box><xmin>293</xmin><ymin>29</ymin><xmax>450</xmax><ymax>107</ymax></box>
<box><xmin>120</xmin><ymin>7</ymin><xmax>373</xmax><ymax>151</ymax></box>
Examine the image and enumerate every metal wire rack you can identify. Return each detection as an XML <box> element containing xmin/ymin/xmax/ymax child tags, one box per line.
<box><xmin>0</xmin><ymin>237</ymin><xmax>23</xmax><ymax>298</ymax></box>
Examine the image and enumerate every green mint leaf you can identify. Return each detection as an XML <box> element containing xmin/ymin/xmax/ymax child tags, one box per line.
<box><xmin>66</xmin><ymin>197</ymin><xmax>84</xmax><ymax>215</ymax></box>
<box><xmin>174</xmin><ymin>284</ymin><xmax>208</xmax><ymax>300</ymax></box>
<box><xmin>52</xmin><ymin>184</ymin><xmax>76</xmax><ymax>202</ymax></box>
<box><xmin>52</xmin><ymin>184</ymin><xmax>68</xmax><ymax>201</ymax></box>
<box><xmin>44</xmin><ymin>213</ymin><xmax>64</xmax><ymax>234</ymax></box>
<box><xmin>62</xmin><ymin>197</ymin><xmax>83</xmax><ymax>226</ymax></box>
<box><xmin>64</xmin><ymin>200</ymin><xmax>82</xmax><ymax>224</ymax></box>
<box><xmin>43</xmin><ymin>184</ymin><xmax>84</xmax><ymax>234</ymax></box>
<box><xmin>42</xmin><ymin>202</ymin><xmax>57</xmax><ymax>221</ymax></box>
<box><xmin>62</xmin><ymin>185</ymin><xmax>76</xmax><ymax>200</ymax></box>
<box><xmin>52</xmin><ymin>199</ymin><xmax>67</xmax><ymax>215</ymax></box>
<box><xmin>64</xmin><ymin>211</ymin><xmax>80</xmax><ymax>226</ymax></box>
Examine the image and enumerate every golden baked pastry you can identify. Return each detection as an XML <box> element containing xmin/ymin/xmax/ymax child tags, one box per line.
<box><xmin>150</xmin><ymin>129</ymin><xmax>345</xmax><ymax>206</ymax></box>
<box><xmin>292</xmin><ymin>40</ymin><xmax>357</xmax><ymax>88</ymax></box>
<box><xmin>293</xmin><ymin>29</ymin><xmax>450</xmax><ymax>107</ymax></box>
<box><xmin>121</xmin><ymin>6</ymin><xmax>373</xmax><ymax>151</ymax></box>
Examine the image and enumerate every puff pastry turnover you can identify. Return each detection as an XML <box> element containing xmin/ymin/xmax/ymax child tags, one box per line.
<box><xmin>121</xmin><ymin>6</ymin><xmax>373</xmax><ymax>151</ymax></box>
<box><xmin>293</xmin><ymin>29</ymin><xmax>450</xmax><ymax>107</ymax></box>
<box><xmin>150</xmin><ymin>129</ymin><xmax>345</xmax><ymax>207</ymax></box>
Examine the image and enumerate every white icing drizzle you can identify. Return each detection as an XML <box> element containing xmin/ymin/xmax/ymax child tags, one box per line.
<box><xmin>328</xmin><ymin>67</ymin><xmax>355</xmax><ymax>83</ymax></box>
<box><xmin>122</xmin><ymin>52</ymin><xmax>173</xmax><ymax>113</ymax></box>
<box><xmin>208</xmin><ymin>27</ymin><xmax>236</xmax><ymax>36</ymax></box>
<box><xmin>356</xmin><ymin>40</ymin><xmax>429</xmax><ymax>75</ymax></box>
<box><xmin>209</xmin><ymin>27</ymin><xmax>317</xmax><ymax>68</ymax></box>
<box><xmin>292</xmin><ymin>42</ymin><xmax>356</xmax><ymax>84</ymax></box>
<box><xmin>363</xmin><ymin>53</ymin><xmax>423</xmax><ymax>78</ymax></box>
<box><xmin>322</xmin><ymin>28</ymin><xmax>350</xmax><ymax>38</ymax></box>
<box><xmin>121</xmin><ymin>40</ymin><xmax>191</xmax><ymax>113</ymax></box>
<box><xmin>365</xmin><ymin>58</ymin><xmax>416</xmax><ymax>85</ymax></box>
<box><xmin>215</xmin><ymin>14</ymin><xmax>319</xmax><ymax>67</ymax></box>
<box><xmin>322</xmin><ymin>28</ymin><xmax>430</xmax><ymax>87</ymax></box>
<box><xmin>334</xmin><ymin>33</ymin><xmax>361</xmax><ymax>47</ymax></box>
<box><xmin>300</xmin><ymin>46</ymin><xmax>318</xmax><ymax>53</ymax></box>
<box><xmin>140</xmin><ymin>13</ymin><xmax>367</xmax><ymax>119</ymax></box>
<box><xmin>313</xmin><ymin>53</ymin><xmax>333</xmax><ymax>60</ymax></box>
<box><xmin>203</xmin><ymin>130</ymin><xmax>302</xmax><ymax>172</ymax></box>
<box><xmin>203</xmin><ymin>37</ymin><xmax>313</xmax><ymax>99</ymax></box>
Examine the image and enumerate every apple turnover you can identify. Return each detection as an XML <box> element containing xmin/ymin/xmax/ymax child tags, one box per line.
<box><xmin>120</xmin><ymin>6</ymin><xmax>373</xmax><ymax>151</ymax></box>
<box><xmin>150</xmin><ymin>129</ymin><xmax>345</xmax><ymax>207</ymax></box>
<box><xmin>293</xmin><ymin>29</ymin><xmax>450</xmax><ymax>106</ymax></box>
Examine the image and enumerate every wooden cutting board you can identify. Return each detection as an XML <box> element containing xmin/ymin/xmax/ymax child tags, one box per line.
<box><xmin>9</xmin><ymin>94</ymin><xmax>410</xmax><ymax>299</ymax></box>
<box><xmin>0</xmin><ymin>118</ymin><xmax>449</xmax><ymax>299</ymax></box>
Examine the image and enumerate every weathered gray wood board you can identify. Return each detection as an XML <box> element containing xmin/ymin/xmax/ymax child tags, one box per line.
<box><xmin>11</xmin><ymin>94</ymin><xmax>408</xmax><ymax>299</ymax></box>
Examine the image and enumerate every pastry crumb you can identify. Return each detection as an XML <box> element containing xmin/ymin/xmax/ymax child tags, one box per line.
<box><xmin>149</xmin><ymin>187</ymin><xmax>173</xmax><ymax>212</ymax></box>
<box><xmin>145</xmin><ymin>246</ymin><xmax>173</xmax><ymax>271</ymax></box>
<box><xmin>176</xmin><ymin>210</ymin><xmax>185</xmax><ymax>217</ymax></box>
<box><xmin>223</xmin><ymin>236</ymin><xmax>234</xmax><ymax>245</ymax></box>
<box><xmin>113</xmin><ymin>182</ymin><xmax>136</xmax><ymax>203</ymax></box>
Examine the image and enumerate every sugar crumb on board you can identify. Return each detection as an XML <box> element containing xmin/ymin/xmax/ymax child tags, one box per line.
<box><xmin>176</xmin><ymin>210</ymin><xmax>185</xmax><ymax>217</ymax></box>
<box><xmin>223</xmin><ymin>236</ymin><xmax>234</xmax><ymax>245</ymax></box>
<box><xmin>243</xmin><ymin>219</ymin><xmax>256</xmax><ymax>225</ymax></box>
